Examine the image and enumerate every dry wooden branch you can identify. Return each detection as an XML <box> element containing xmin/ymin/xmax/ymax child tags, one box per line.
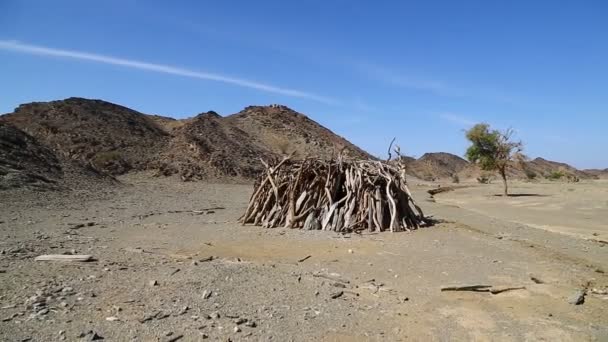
<box><xmin>240</xmin><ymin>157</ymin><xmax>430</xmax><ymax>233</ymax></box>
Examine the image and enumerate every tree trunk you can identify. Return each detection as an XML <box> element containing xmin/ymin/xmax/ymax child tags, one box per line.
<box><xmin>499</xmin><ymin>168</ymin><xmax>508</xmax><ymax>196</ymax></box>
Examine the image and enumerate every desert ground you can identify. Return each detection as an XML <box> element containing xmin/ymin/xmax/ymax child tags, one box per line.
<box><xmin>1</xmin><ymin>175</ymin><xmax>607</xmax><ymax>341</ymax></box>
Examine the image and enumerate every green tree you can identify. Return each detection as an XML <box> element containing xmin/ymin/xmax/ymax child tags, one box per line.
<box><xmin>465</xmin><ymin>123</ymin><xmax>523</xmax><ymax>196</ymax></box>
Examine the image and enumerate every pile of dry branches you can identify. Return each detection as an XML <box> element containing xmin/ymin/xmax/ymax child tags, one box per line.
<box><xmin>240</xmin><ymin>155</ymin><xmax>429</xmax><ymax>232</ymax></box>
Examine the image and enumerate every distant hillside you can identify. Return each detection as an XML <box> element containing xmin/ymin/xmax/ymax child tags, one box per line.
<box><xmin>403</xmin><ymin>152</ymin><xmax>468</xmax><ymax>181</ymax></box>
<box><xmin>458</xmin><ymin>157</ymin><xmax>598</xmax><ymax>182</ymax></box>
<box><xmin>156</xmin><ymin>111</ymin><xmax>274</xmax><ymax>180</ymax></box>
<box><xmin>0</xmin><ymin>122</ymin><xmax>62</xmax><ymax>190</ymax></box>
<box><xmin>583</xmin><ymin>168</ymin><xmax>608</xmax><ymax>179</ymax></box>
<box><xmin>0</xmin><ymin>121</ymin><xmax>112</xmax><ymax>190</ymax></box>
<box><xmin>525</xmin><ymin>157</ymin><xmax>595</xmax><ymax>180</ymax></box>
<box><xmin>0</xmin><ymin>98</ymin><xmax>372</xmax><ymax>183</ymax></box>
<box><xmin>226</xmin><ymin>105</ymin><xmax>370</xmax><ymax>160</ymax></box>
<box><xmin>1</xmin><ymin>98</ymin><xmax>169</xmax><ymax>175</ymax></box>
<box><xmin>1</xmin><ymin>97</ymin><xmax>600</xmax><ymax>187</ymax></box>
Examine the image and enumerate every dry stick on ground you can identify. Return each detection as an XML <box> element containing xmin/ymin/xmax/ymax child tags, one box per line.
<box><xmin>239</xmin><ymin>156</ymin><xmax>430</xmax><ymax>233</ymax></box>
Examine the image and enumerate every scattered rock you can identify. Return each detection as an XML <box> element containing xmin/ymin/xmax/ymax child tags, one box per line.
<box><xmin>202</xmin><ymin>290</ymin><xmax>212</xmax><ymax>299</ymax></box>
<box><xmin>105</xmin><ymin>316</ymin><xmax>119</xmax><ymax>321</ymax></box>
<box><xmin>530</xmin><ymin>276</ymin><xmax>545</xmax><ymax>284</ymax></box>
<box><xmin>234</xmin><ymin>326</ymin><xmax>241</xmax><ymax>333</ymax></box>
<box><xmin>568</xmin><ymin>290</ymin><xmax>586</xmax><ymax>305</ymax></box>
<box><xmin>149</xmin><ymin>280</ymin><xmax>158</xmax><ymax>287</ymax></box>
<box><xmin>81</xmin><ymin>331</ymin><xmax>104</xmax><ymax>341</ymax></box>
<box><xmin>164</xmin><ymin>334</ymin><xmax>183</xmax><ymax>342</ymax></box>
<box><xmin>177</xmin><ymin>306</ymin><xmax>189</xmax><ymax>315</ymax></box>
<box><xmin>330</xmin><ymin>291</ymin><xmax>344</xmax><ymax>299</ymax></box>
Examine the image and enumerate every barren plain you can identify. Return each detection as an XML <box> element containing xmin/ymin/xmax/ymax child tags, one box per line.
<box><xmin>1</xmin><ymin>175</ymin><xmax>606</xmax><ymax>341</ymax></box>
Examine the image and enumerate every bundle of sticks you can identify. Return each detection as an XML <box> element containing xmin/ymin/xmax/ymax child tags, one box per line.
<box><xmin>240</xmin><ymin>155</ymin><xmax>429</xmax><ymax>232</ymax></box>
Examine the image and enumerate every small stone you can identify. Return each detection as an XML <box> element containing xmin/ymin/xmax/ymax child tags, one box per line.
<box><xmin>234</xmin><ymin>326</ymin><xmax>241</xmax><ymax>333</ymax></box>
<box><xmin>568</xmin><ymin>290</ymin><xmax>586</xmax><ymax>305</ymax></box>
<box><xmin>149</xmin><ymin>280</ymin><xmax>158</xmax><ymax>287</ymax></box>
<box><xmin>209</xmin><ymin>312</ymin><xmax>220</xmax><ymax>319</ymax></box>
<box><xmin>202</xmin><ymin>290</ymin><xmax>212</xmax><ymax>299</ymax></box>
<box><xmin>245</xmin><ymin>321</ymin><xmax>257</xmax><ymax>328</ymax></box>
<box><xmin>235</xmin><ymin>318</ymin><xmax>247</xmax><ymax>325</ymax></box>
<box><xmin>106</xmin><ymin>316</ymin><xmax>119</xmax><ymax>321</ymax></box>
<box><xmin>89</xmin><ymin>331</ymin><xmax>104</xmax><ymax>341</ymax></box>
<box><xmin>348</xmin><ymin>249</ymin><xmax>353</xmax><ymax>254</ymax></box>
<box><xmin>330</xmin><ymin>291</ymin><xmax>344</xmax><ymax>299</ymax></box>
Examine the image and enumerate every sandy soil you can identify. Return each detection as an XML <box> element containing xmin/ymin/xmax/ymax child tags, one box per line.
<box><xmin>1</xmin><ymin>175</ymin><xmax>607</xmax><ymax>341</ymax></box>
<box><xmin>433</xmin><ymin>180</ymin><xmax>608</xmax><ymax>240</ymax></box>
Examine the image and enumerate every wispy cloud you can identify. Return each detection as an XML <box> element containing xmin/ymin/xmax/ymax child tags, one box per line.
<box><xmin>355</xmin><ymin>62</ymin><xmax>450</xmax><ymax>94</ymax></box>
<box><xmin>354</xmin><ymin>62</ymin><xmax>514</xmax><ymax>103</ymax></box>
<box><xmin>439</xmin><ymin>113</ymin><xmax>477</xmax><ymax>126</ymax></box>
<box><xmin>0</xmin><ymin>40</ymin><xmax>337</xmax><ymax>105</ymax></box>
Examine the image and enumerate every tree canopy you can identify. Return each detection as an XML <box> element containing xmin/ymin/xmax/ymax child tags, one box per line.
<box><xmin>465</xmin><ymin>123</ymin><xmax>523</xmax><ymax>195</ymax></box>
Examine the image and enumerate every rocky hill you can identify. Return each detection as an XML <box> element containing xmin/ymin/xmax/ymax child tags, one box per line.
<box><xmin>583</xmin><ymin>168</ymin><xmax>608</xmax><ymax>179</ymax></box>
<box><xmin>1</xmin><ymin>98</ymin><xmax>170</xmax><ymax>175</ymax></box>
<box><xmin>155</xmin><ymin>111</ymin><xmax>275</xmax><ymax>180</ymax></box>
<box><xmin>524</xmin><ymin>157</ymin><xmax>595</xmax><ymax>180</ymax></box>
<box><xmin>404</xmin><ymin>152</ymin><xmax>468</xmax><ymax>181</ymax></box>
<box><xmin>0</xmin><ymin>122</ymin><xmax>112</xmax><ymax>191</ymax></box>
<box><xmin>0</xmin><ymin>122</ymin><xmax>62</xmax><ymax>190</ymax></box>
<box><xmin>403</xmin><ymin>152</ymin><xmax>598</xmax><ymax>182</ymax></box>
<box><xmin>226</xmin><ymin>105</ymin><xmax>370</xmax><ymax>160</ymax></box>
<box><xmin>1</xmin><ymin>97</ymin><xmax>601</xmax><ymax>188</ymax></box>
<box><xmin>0</xmin><ymin>98</ymin><xmax>372</xmax><ymax>185</ymax></box>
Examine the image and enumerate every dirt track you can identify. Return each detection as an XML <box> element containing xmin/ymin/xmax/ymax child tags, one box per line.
<box><xmin>1</xmin><ymin>175</ymin><xmax>607</xmax><ymax>341</ymax></box>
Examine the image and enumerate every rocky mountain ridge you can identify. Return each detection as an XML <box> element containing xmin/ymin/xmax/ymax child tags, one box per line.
<box><xmin>0</xmin><ymin>97</ymin><xmax>601</xmax><ymax>189</ymax></box>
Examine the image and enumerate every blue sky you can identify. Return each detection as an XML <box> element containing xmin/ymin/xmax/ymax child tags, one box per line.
<box><xmin>1</xmin><ymin>1</ymin><xmax>607</xmax><ymax>168</ymax></box>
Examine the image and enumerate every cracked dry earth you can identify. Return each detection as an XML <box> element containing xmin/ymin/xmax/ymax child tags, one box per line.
<box><xmin>1</xmin><ymin>174</ymin><xmax>607</xmax><ymax>341</ymax></box>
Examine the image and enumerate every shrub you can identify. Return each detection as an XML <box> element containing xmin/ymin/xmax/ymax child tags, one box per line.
<box><xmin>524</xmin><ymin>169</ymin><xmax>537</xmax><ymax>181</ymax></box>
<box><xmin>545</xmin><ymin>170</ymin><xmax>565</xmax><ymax>180</ymax></box>
<box><xmin>477</xmin><ymin>175</ymin><xmax>492</xmax><ymax>184</ymax></box>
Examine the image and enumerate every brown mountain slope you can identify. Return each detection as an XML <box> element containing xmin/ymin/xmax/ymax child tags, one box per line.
<box><xmin>583</xmin><ymin>168</ymin><xmax>608</xmax><ymax>179</ymax></box>
<box><xmin>526</xmin><ymin>157</ymin><xmax>595</xmax><ymax>179</ymax></box>
<box><xmin>0</xmin><ymin>122</ymin><xmax>62</xmax><ymax>190</ymax></box>
<box><xmin>404</xmin><ymin>152</ymin><xmax>468</xmax><ymax>181</ymax></box>
<box><xmin>3</xmin><ymin>98</ymin><xmax>597</xmax><ymax>184</ymax></box>
<box><xmin>0</xmin><ymin>97</ymin><xmax>169</xmax><ymax>175</ymax></box>
<box><xmin>458</xmin><ymin>157</ymin><xmax>597</xmax><ymax>182</ymax></box>
<box><xmin>226</xmin><ymin>105</ymin><xmax>371</xmax><ymax>160</ymax></box>
<box><xmin>155</xmin><ymin>111</ymin><xmax>275</xmax><ymax>180</ymax></box>
<box><xmin>0</xmin><ymin>122</ymin><xmax>112</xmax><ymax>190</ymax></box>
